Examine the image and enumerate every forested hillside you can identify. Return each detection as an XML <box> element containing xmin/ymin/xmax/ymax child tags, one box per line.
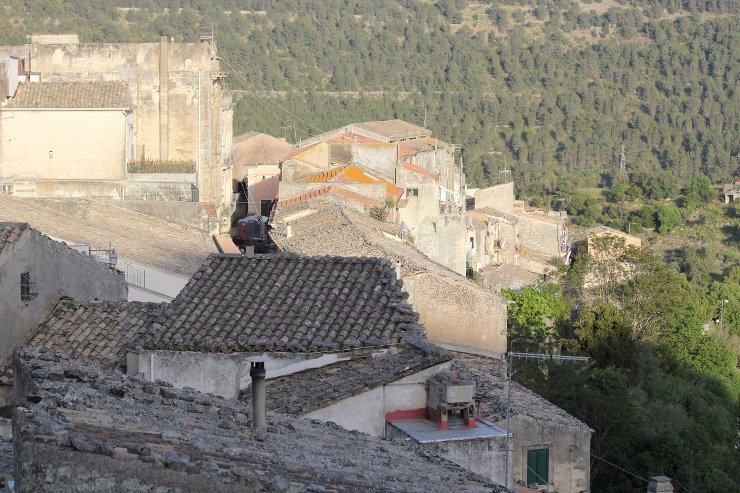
<box><xmin>1</xmin><ymin>1</ymin><xmax>738</xmax><ymax>491</ymax></box>
<box><xmin>1</xmin><ymin>0</ymin><xmax>737</xmax><ymax>195</ymax></box>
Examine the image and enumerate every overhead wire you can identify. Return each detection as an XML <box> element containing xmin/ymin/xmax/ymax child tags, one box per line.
<box><xmin>220</xmin><ymin>57</ymin><xmax>320</xmax><ymax>137</ymax></box>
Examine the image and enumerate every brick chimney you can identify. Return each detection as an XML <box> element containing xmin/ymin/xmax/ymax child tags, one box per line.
<box><xmin>647</xmin><ymin>476</ymin><xmax>673</xmax><ymax>493</ymax></box>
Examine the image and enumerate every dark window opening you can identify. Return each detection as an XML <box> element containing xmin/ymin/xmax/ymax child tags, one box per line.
<box><xmin>260</xmin><ymin>200</ymin><xmax>273</xmax><ymax>217</ymax></box>
<box><xmin>406</xmin><ymin>188</ymin><xmax>419</xmax><ymax>198</ymax></box>
<box><xmin>20</xmin><ymin>272</ymin><xmax>38</xmax><ymax>301</ymax></box>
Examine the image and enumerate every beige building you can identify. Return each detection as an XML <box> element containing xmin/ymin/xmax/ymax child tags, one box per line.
<box><xmin>231</xmin><ymin>132</ymin><xmax>293</xmax><ymax>217</ymax></box>
<box><xmin>0</xmin><ymin>35</ymin><xmax>233</xmax><ymax>222</ymax></box>
<box><xmin>280</xmin><ymin>120</ymin><xmax>464</xmax><ymax>235</ymax></box>
<box><xmin>0</xmin><ymin>81</ymin><xmax>132</xmax><ymax>183</ymax></box>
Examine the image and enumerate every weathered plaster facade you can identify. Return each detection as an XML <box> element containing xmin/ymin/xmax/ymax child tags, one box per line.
<box><xmin>493</xmin><ymin>414</ymin><xmax>591</xmax><ymax>492</ymax></box>
<box><xmin>404</xmin><ymin>272</ymin><xmax>508</xmax><ymax>356</ymax></box>
<box><xmin>0</xmin><ymin>226</ymin><xmax>127</xmax><ymax>373</ymax></box>
<box><xmin>304</xmin><ymin>362</ymin><xmax>450</xmax><ymax>436</ymax></box>
<box><xmin>474</xmin><ymin>182</ymin><xmax>515</xmax><ymax>214</ymax></box>
<box><xmin>0</xmin><ymin>37</ymin><xmax>233</xmax><ymax>213</ymax></box>
<box><xmin>416</xmin><ymin>214</ymin><xmax>468</xmax><ymax>275</ymax></box>
<box><xmin>0</xmin><ymin>109</ymin><xmax>131</xmax><ymax>181</ymax></box>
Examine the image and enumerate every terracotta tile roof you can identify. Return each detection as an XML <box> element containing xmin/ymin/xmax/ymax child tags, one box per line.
<box><xmin>325</xmin><ymin>131</ymin><xmax>386</xmax><ymax>145</ymax></box>
<box><xmin>13</xmin><ymin>348</ymin><xmax>501</xmax><ymax>492</ymax></box>
<box><xmin>353</xmin><ymin>119</ymin><xmax>432</xmax><ymax>142</ymax></box>
<box><xmin>272</xmin><ymin>204</ymin><xmax>467</xmax><ymax>281</ymax></box>
<box><xmin>138</xmin><ymin>254</ymin><xmax>423</xmax><ymax>353</ymax></box>
<box><xmin>5</xmin><ymin>81</ymin><xmax>130</xmax><ymax>109</ymax></box>
<box><xmin>0</xmin><ymin>300</ymin><xmax>163</xmax><ymax>385</ymax></box>
<box><xmin>301</xmin><ymin>164</ymin><xmax>403</xmax><ymax>202</ymax></box>
<box><xmin>0</xmin><ymin>196</ymin><xmax>214</xmax><ymax>276</ymax></box>
<box><xmin>245</xmin><ymin>343</ymin><xmax>451</xmax><ymax>416</ymax></box>
<box><xmin>452</xmin><ymin>352</ymin><xmax>592</xmax><ymax>431</ymax></box>
<box><xmin>403</xmin><ymin>161</ymin><xmax>439</xmax><ymax>180</ymax></box>
<box><xmin>278</xmin><ymin>184</ymin><xmax>385</xmax><ymax>209</ymax></box>
<box><xmin>0</xmin><ymin>221</ymin><xmax>28</xmax><ymax>254</ymax></box>
<box><xmin>479</xmin><ymin>264</ymin><xmax>541</xmax><ymax>292</ymax></box>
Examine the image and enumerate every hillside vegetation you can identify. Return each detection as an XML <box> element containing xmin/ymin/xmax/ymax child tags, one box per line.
<box><xmin>1</xmin><ymin>0</ymin><xmax>737</xmax><ymax>195</ymax></box>
<box><xmin>1</xmin><ymin>1</ymin><xmax>738</xmax><ymax>491</ymax></box>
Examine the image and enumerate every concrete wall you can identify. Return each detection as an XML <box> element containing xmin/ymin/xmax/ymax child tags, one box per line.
<box><xmin>416</xmin><ymin>215</ymin><xmax>467</xmax><ymax>275</ymax></box>
<box><xmin>0</xmin><ymin>109</ymin><xmax>127</xmax><ymax>180</ymax></box>
<box><xmin>128</xmin><ymin>349</ymin><xmax>350</xmax><ymax>399</ymax></box>
<box><xmin>304</xmin><ymin>362</ymin><xmax>450</xmax><ymax>436</ymax></box>
<box><xmin>386</xmin><ymin>423</ymin><xmax>509</xmax><ymax>485</ymax></box>
<box><xmin>476</xmin><ymin>182</ymin><xmax>514</xmax><ymax>214</ymax></box>
<box><xmin>493</xmin><ymin>414</ymin><xmax>591</xmax><ymax>493</ymax></box>
<box><xmin>403</xmin><ymin>272</ymin><xmax>507</xmax><ymax>356</ymax></box>
<box><xmin>409</xmin><ymin>147</ymin><xmax>460</xmax><ymax>204</ymax></box>
<box><xmin>0</xmin><ymin>229</ymin><xmax>127</xmax><ymax>365</ymax></box>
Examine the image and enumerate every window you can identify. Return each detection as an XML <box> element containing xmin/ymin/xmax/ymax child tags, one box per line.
<box><xmin>527</xmin><ymin>448</ymin><xmax>549</xmax><ymax>486</ymax></box>
<box><xmin>260</xmin><ymin>200</ymin><xmax>273</xmax><ymax>217</ymax></box>
<box><xmin>406</xmin><ymin>188</ymin><xmax>419</xmax><ymax>198</ymax></box>
<box><xmin>20</xmin><ymin>272</ymin><xmax>38</xmax><ymax>301</ymax></box>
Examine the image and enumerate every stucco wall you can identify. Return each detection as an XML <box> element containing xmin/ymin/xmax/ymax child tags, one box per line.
<box><xmin>403</xmin><ymin>272</ymin><xmax>507</xmax><ymax>356</ymax></box>
<box><xmin>0</xmin><ymin>229</ymin><xmax>127</xmax><ymax>364</ymax></box>
<box><xmin>0</xmin><ymin>40</ymin><xmax>232</xmax><ymax>208</ymax></box>
<box><xmin>1</xmin><ymin>110</ymin><xmax>127</xmax><ymax>180</ymax></box>
<box><xmin>493</xmin><ymin>414</ymin><xmax>591</xmax><ymax>493</ymax></box>
<box><xmin>351</xmin><ymin>144</ymin><xmax>397</xmax><ymax>178</ymax></box>
<box><xmin>304</xmin><ymin>362</ymin><xmax>450</xmax><ymax>436</ymax></box>
<box><xmin>476</xmin><ymin>182</ymin><xmax>514</xmax><ymax>214</ymax></box>
<box><xmin>128</xmin><ymin>349</ymin><xmax>349</xmax><ymax>399</ymax></box>
<box><xmin>513</xmin><ymin>214</ymin><xmax>561</xmax><ymax>257</ymax></box>
<box><xmin>416</xmin><ymin>215</ymin><xmax>467</xmax><ymax>275</ymax></box>
<box><xmin>386</xmin><ymin>423</ymin><xmax>509</xmax><ymax>485</ymax></box>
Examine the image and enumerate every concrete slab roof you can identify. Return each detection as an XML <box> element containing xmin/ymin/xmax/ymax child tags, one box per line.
<box><xmin>390</xmin><ymin>417</ymin><xmax>507</xmax><ymax>443</ymax></box>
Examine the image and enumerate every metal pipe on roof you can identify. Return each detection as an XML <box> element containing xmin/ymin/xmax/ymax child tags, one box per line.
<box><xmin>250</xmin><ymin>361</ymin><xmax>267</xmax><ymax>429</ymax></box>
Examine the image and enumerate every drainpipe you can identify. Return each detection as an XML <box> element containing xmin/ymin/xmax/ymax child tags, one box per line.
<box><xmin>250</xmin><ymin>362</ymin><xmax>267</xmax><ymax>429</ymax></box>
<box><xmin>159</xmin><ymin>36</ymin><xmax>169</xmax><ymax>161</ymax></box>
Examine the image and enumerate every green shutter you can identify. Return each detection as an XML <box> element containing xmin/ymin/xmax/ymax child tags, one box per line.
<box><xmin>527</xmin><ymin>448</ymin><xmax>549</xmax><ymax>485</ymax></box>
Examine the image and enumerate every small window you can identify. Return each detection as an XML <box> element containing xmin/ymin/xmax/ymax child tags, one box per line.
<box><xmin>260</xmin><ymin>200</ymin><xmax>273</xmax><ymax>217</ymax></box>
<box><xmin>406</xmin><ymin>188</ymin><xmax>419</xmax><ymax>198</ymax></box>
<box><xmin>20</xmin><ymin>272</ymin><xmax>38</xmax><ymax>301</ymax></box>
<box><xmin>527</xmin><ymin>448</ymin><xmax>549</xmax><ymax>486</ymax></box>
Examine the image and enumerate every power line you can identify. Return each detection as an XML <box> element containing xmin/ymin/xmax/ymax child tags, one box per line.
<box><xmin>591</xmin><ymin>453</ymin><xmax>649</xmax><ymax>484</ymax></box>
<box><xmin>221</xmin><ymin>57</ymin><xmax>321</xmax><ymax>135</ymax></box>
<box><xmin>232</xmin><ymin>92</ymin><xmax>277</xmax><ymax>136</ymax></box>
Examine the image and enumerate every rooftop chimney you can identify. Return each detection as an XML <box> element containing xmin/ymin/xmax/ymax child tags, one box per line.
<box><xmin>250</xmin><ymin>362</ymin><xmax>266</xmax><ymax>429</ymax></box>
<box><xmin>647</xmin><ymin>476</ymin><xmax>674</xmax><ymax>493</ymax></box>
<box><xmin>395</xmin><ymin>260</ymin><xmax>402</xmax><ymax>280</ymax></box>
<box><xmin>286</xmin><ymin>224</ymin><xmax>293</xmax><ymax>238</ymax></box>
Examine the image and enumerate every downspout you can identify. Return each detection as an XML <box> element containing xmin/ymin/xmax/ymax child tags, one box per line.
<box><xmin>197</xmin><ymin>70</ymin><xmax>201</xmax><ymax>197</ymax></box>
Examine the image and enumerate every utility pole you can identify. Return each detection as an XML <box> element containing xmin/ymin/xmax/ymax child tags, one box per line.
<box><xmin>620</xmin><ymin>144</ymin><xmax>627</xmax><ymax>172</ymax></box>
<box><xmin>504</xmin><ymin>351</ymin><xmax>590</xmax><ymax>490</ymax></box>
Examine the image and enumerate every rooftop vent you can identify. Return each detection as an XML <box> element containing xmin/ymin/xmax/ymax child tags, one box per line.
<box><xmin>426</xmin><ymin>371</ymin><xmax>476</xmax><ymax>430</ymax></box>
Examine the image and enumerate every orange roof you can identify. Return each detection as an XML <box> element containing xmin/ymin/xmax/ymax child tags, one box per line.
<box><xmin>402</xmin><ymin>161</ymin><xmax>438</xmax><ymax>180</ymax></box>
<box><xmin>302</xmin><ymin>164</ymin><xmax>403</xmax><ymax>203</ymax></box>
<box><xmin>278</xmin><ymin>185</ymin><xmax>384</xmax><ymax>209</ymax></box>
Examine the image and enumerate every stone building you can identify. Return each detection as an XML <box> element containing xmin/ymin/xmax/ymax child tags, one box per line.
<box><xmin>586</xmin><ymin>225</ymin><xmax>642</xmax><ymax>259</ymax></box>
<box><xmin>0</xmin><ymin>81</ymin><xmax>133</xmax><ymax>185</ymax></box>
<box><xmin>11</xmin><ymin>347</ymin><xmax>502</xmax><ymax>492</ymax></box>
<box><xmin>0</xmin><ymin>35</ymin><xmax>233</xmax><ymax>225</ymax></box>
<box><xmin>0</xmin><ymin>222</ymin><xmax>127</xmax><ymax>405</ymax></box>
<box><xmin>280</xmin><ymin>120</ymin><xmax>464</xmax><ymax>235</ymax></box>
<box><xmin>231</xmin><ymin>132</ymin><xmax>293</xmax><ymax>218</ymax></box>
<box><xmin>454</xmin><ymin>353</ymin><xmax>592</xmax><ymax>493</ymax></box>
<box><xmin>271</xmin><ymin>201</ymin><xmax>508</xmax><ymax>356</ymax></box>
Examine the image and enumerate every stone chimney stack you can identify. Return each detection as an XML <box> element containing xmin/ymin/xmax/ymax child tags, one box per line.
<box><xmin>647</xmin><ymin>476</ymin><xmax>674</xmax><ymax>493</ymax></box>
<box><xmin>395</xmin><ymin>260</ymin><xmax>402</xmax><ymax>280</ymax></box>
<box><xmin>250</xmin><ymin>361</ymin><xmax>267</xmax><ymax>429</ymax></box>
